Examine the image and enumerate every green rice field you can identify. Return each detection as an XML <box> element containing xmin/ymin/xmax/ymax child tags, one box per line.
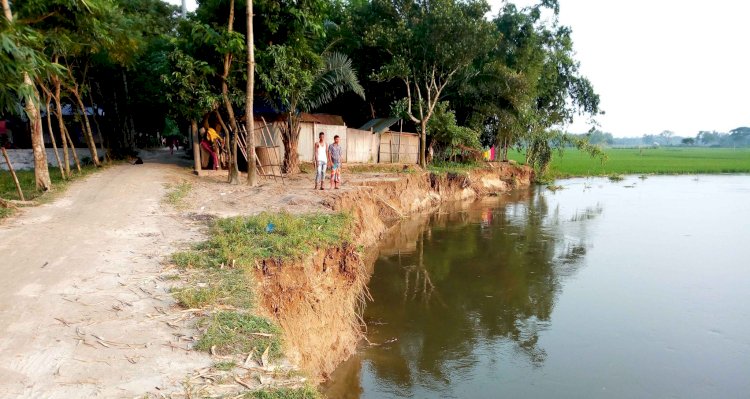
<box><xmin>508</xmin><ymin>147</ymin><xmax>750</xmax><ymax>177</ymax></box>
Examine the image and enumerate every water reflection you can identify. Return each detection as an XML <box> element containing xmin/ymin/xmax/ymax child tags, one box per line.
<box><xmin>325</xmin><ymin>188</ymin><xmax>600</xmax><ymax>398</ymax></box>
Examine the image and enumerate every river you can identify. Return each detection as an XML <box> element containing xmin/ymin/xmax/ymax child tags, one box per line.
<box><xmin>324</xmin><ymin>175</ymin><xmax>750</xmax><ymax>399</ymax></box>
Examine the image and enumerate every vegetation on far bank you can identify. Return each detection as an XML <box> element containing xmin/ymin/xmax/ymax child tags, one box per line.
<box><xmin>0</xmin><ymin>165</ymin><xmax>99</xmax><ymax>218</ymax></box>
<box><xmin>508</xmin><ymin>147</ymin><xmax>750</xmax><ymax>179</ymax></box>
<box><xmin>171</xmin><ymin>212</ymin><xmax>352</xmax><ymax>359</ymax></box>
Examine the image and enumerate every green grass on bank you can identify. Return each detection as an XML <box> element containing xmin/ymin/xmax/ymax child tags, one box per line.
<box><xmin>1</xmin><ymin>165</ymin><xmax>99</xmax><ymax>218</ymax></box>
<box><xmin>507</xmin><ymin>147</ymin><xmax>750</xmax><ymax>177</ymax></box>
<box><xmin>164</xmin><ymin>180</ymin><xmax>192</xmax><ymax>208</ymax></box>
<box><xmin>171</xmin><ymin>212</ymin><xmax>352</xmax><ymax>358</ymax></box>
<box><xmin>427</xmin><ymin>161</ymin><xmax>488</xmax><ymax>175</ymax></box>
<box><xmin>174</xmin><ymin>212</ymin><xmax>352</xmax><ymax>268</ymax></box>
<box><xmin>196</xmin><ymin>311</ymin><xmax>282</xmax><ymax>357</ymax></box>
<box><xmin>246</xmin><ymin>387</ymin><xmax>321</xmax><ymax>399</ymax></box>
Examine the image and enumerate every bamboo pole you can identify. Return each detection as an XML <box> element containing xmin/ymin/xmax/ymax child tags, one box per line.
<box><xmin>2</xmin><ymin>147</ymin><xmax>25</xmax><ymax>201</ymax></box>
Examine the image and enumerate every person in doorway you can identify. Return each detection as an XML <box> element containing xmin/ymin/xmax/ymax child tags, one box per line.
<box><xmin>199</xmin><ymin>127</ymin><xmax>219</xmax><ymax>170</ymax></box>
<box><xmin>313</xmin><ymin>131</ymin><xmax>327</xmax><ymax>190</ymax></box>
<box><xmin>328</xmin><ymin>135</ymin><xmax>342</xmax><ymax>189</ymax></box>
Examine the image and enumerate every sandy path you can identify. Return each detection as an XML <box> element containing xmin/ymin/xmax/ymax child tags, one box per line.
<box><xmin>0</xmin><ymin>151</ymin><xmax>210</xmax><ymax>398</ymax></box>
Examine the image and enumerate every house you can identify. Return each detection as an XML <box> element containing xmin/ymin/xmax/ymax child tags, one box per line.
<box><xmin>358</xmin><ymin>118</ymin><xmax>419</xmax><ymax>164</ymax></box>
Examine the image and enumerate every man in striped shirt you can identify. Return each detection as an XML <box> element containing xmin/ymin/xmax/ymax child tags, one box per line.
<box><xmin>328</xmin><ymin>135</ymin><xmax>343</xmax><ymax>189</ymax></box>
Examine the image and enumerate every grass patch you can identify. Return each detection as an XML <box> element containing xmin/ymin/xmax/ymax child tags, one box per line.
<box><xmin>245</xmin><ymin>387</ymin><xmax>321</xmax><ymax>399</ymax></box>
<box><xmin>608</xmin><ymin>174</ymin><xmax>625</xmax><ymax>182</ymax></box>
<box><xmin>173</xmin><ymin>212</ymin><xmax>352</xmax><ymax>267</ymax></box>
<box><xmin>171</xmin><ymin>267</ymin><xmax>254</xmax><ymax>309</ymax></box>
<box><xmin>170</xmin><ymin>212</ymin><xmax>352</xmax><ymax>359</ymax></box>
<box><xmin>164</xmin><ymin>180</ymin><xmax>192</xmax><ymax>208</ymax></box>
<box><xmin>196</xmin><ymin>311</ymin><xmax>282</xmax><ymax>357</ymax></box>
<box><xmin>508</xmin><ymin>147</ymin><xmax>750</xmax><ymax>177</ymax></box>
<box><xmin>213</xmin><ymin>360</ymin><xmax>237</xmax><ymax>371</ymax></box>
<box><xmin>1</xmin><ymin>165</ymin><xmax>99</xmax><ymax>218</ymax></box>
<box><xmin>427</xmin><ymin>161</ymin><xmax>486</xmax><ymax>174</ymax></box>
<box><xmin>345</xmin><ymin>163</ymin><xmax>417</xmax><ymax>174</ymax></box>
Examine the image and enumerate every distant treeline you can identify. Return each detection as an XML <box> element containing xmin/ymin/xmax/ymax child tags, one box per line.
<box><xmin>573</xmin><ymin>127</ymin><xmax>750</xmax><ymax>148</ymax></box>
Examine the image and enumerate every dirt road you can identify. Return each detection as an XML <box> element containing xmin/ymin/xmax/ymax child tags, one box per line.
<box><xmin>0</xmin><ymin>151</ymin><xmax>210</xmax><ymax>398</ymax></box>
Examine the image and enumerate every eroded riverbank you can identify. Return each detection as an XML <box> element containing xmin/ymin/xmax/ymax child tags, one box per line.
<box><xmin>167</xmin><ymin>163</ymin><xmax>533</xmax><ymax>396</ymax></box>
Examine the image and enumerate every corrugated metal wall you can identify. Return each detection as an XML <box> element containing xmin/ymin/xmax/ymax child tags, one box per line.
<box><xmin>248</xmin><ymin>122</ymin><xmax>419</xmax><ymax>165</ymax></box>
<box><xmin>346</xmin><ymin>128</ymin><xmax>377</xmax><ymax>163</ymax></box>
<box><xmin>378</xmin><ymin>132</ymin><xmax>419</xmax><ymax>163</ymax></box>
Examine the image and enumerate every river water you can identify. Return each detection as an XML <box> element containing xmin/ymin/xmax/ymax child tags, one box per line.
<box><xmin>324</xmin><ymin>175</ymin><xmax>750</xmax><ymax>399</ymax></box>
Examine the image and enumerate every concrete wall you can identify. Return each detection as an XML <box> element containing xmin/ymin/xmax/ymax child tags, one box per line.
<box><xmin>0</xmin><ymin>148</ymin><xmax>98</xmax><ymax>171</ymax></box>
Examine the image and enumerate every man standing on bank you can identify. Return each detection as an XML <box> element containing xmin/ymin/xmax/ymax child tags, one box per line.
<box><xmin>328</xmin><ymin>135</ymin><xmax>342</xmax><ymax>189</ymax></box>
<box><xmin>313</xmin><ymin>131</ymin><xmax>327</xmax><ymax>190</ymax></box>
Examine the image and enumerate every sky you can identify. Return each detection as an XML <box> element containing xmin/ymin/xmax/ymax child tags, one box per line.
<box><xmin>166</xmin><ymin>0</ymin><xmax>749</xmax><ymax>138</ymax></box>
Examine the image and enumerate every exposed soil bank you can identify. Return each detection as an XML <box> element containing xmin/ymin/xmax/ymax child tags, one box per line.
<box><xmin>251</xmin><ymin>164</ymin><xmax>534</xmax><ymax>380</ymax></box>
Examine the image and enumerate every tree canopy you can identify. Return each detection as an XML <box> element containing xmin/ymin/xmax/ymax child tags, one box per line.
<box><xmin>1</xmin><ymin>0</ymin><xmax>604</xmax><ymax>186</ymax></box>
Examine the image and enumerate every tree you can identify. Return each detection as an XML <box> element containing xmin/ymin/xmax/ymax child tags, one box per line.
<box><xmin>681</xmin><ymin>137</ymin><xmax>695</xmax><ymax>146</ymax></box>
<box><xmin>366</xmin><ymin>0</ymin><xmax>493</xmax><ymax>167</ymax></box>
<box><xmin>161</xmin><ymin>48</ymin><xmax>220</xmax><ymax>171</ymax></box>
<box><xmin>259</xmin><ymin>48</ymin><xmax>364</xmax><ymax>173</ymax></box>
<box><xmin>246</xmin><ymin>0</ymin><xmax>257</xmax><ymax>185</ymax></box>
<box><xmin>729</xmin><ymin>127</ymin><xmax>750</xmax><ymax>147</ymax></box>
<box><xmin>658</xmin><ymin>130</ymin><xmax>674</xmax><ymax>146</ymax></box>
<box><xmin>1</xmin><ymin>0</ymin><xmax>51</xmax><ymax>190</ymax></box>
<box><xmin>218</xmin><ymin>0</ymin><xmax>242</xmax><ymax>184</ymax></box>
<box><xmin>423</xmin><ymin>101</ymin><xmax>480</xmax><ymax>162</ymax></box>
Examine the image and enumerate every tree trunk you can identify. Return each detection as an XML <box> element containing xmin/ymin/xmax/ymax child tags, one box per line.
<box><xmin>224</xmin><ymin>0</ymin><xmax>239</xmax><ymax>184</ymax></box>
<box><xmin>26</xmin><ymin>75</ymin><xmax>51</xmax><ymax>190</ymax></box>
<box><xmin>1</xmin><ymin>0</ymin><xmax>11</xmax><ymax>21</ymax></box>
<box><xmin>121</xmin><ymin>71</ymin><xmax>135</xmax><ymax>147</ymax></box>
<box><xmin>246</xmin><ymin>0</ymin><xmax>257</xmax><ymax>186</ymax></box>
<box><xmin>69</xmin><ymin>88</ymin><xmax>100</xmax><ymax>166</ymax></box>
<box><xmin>1</xmin><ymin>148</ymin><xmax>25</xmax><ymax>200</ymax></box>
<box><xmin>44</xmin><ymin>95</ymin><xmax>65</xmax><ymax>179</ymax></box>
<box><xmin>191</xmin><ymin>119</ymin><xmax>201</xmax><ymax>173</ymax></box>
<box><xmin>3</xmin><ymin>0</ymin><xmax>50</xmax><ymax>189</ymax></box>
<box><xmin>281</xmin><ymin>115</ymin><xmax>301</xmax><ymax>174</ymax></box>
<box><xmin>87</xmin><ymin>82</ymin><xmax>108</xmax><ymax>163</ymax></box>
<box><xmin>419</xmin><ymin>120</ymin><xmax>427</xmax><ymax>167</ymax></box>
<box><xmin>52</xmin><ymin>79</ymin><xmax>71</xmax><ymax>176</ymax></box>
<box><xmin>64</xmin><ymin>127</ymin><xmax>82</xmax><ymax>173</ymax></box>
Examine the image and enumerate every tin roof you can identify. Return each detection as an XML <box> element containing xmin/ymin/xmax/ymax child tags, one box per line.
<box><xmin>265</xmin><ymin>113</ymin><xmax>346</xmax><ymax>126</ymax></box>
<box><xmin>300</xmin><ymin>113</ymin><xmax>346</xmax><ymax>126</ymax></box>
<box><xmin>359</xmin><ymin>117</ymin><xmax>401</xmax><ymax>133</ymax></box>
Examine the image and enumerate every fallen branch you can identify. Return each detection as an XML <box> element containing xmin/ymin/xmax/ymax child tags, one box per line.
<box><xmin>0</xmin><ymin>198</ymin><xmax>17</xmax><ymax>209</ymax></box>
<box><xmin>1</xmin><ymin>147</ymin><xmax>25</xmax><ymax>201</ymax></box>
<box><xmin>233</xmin><ymin>376</ymin><xmax>253</xmax><ymax>390</ymax></box>
<box><xmin>0</xmin><ymin>198</ymin><xmax>37</xmax><ymax>207</ymax></box>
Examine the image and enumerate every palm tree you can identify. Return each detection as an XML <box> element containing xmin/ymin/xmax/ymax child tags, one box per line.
<box><xmin>265</xmin><ymin>50</ymin><xmax>365</xmax><ymax>174</ymax></box>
